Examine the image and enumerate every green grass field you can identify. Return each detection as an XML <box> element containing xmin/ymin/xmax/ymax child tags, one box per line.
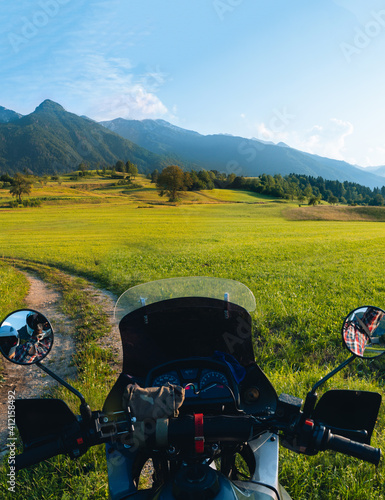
<box><xmin>1</xmin><ymin>178</ymin><xmax>385</xmax><ymax>498</ymax></box>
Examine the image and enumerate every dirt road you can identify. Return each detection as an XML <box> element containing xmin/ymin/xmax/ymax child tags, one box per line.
<box><xmin>0</xmin><ymin>273</ymin><xmax>119</xmax><ymax>451</ymax></box>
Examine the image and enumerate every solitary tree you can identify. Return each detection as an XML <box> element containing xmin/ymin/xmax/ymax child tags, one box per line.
<box><xmin>9</xmin><ymin>173</ymin><xmax>33</xmax><ymax>204</ymax></box>
<box><xmin>126</xmin><ymin>161</ymin><xmax>138</xmax><ymax>179</ymax></box>
<box><xmin>157</xmin><ymin>165</ymin><xmax>186</xmax><ymax>202</ymax></box>
<box><xmin>308</xmin><ymin>195</ymin><xmax>321</xmax><ymax>206</ymax></box>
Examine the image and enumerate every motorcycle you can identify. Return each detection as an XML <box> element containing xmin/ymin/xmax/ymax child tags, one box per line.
<box><xmin>0</xmin><ymin>276</ymin><xmax>384</xmax><ymax>499</ymax></box>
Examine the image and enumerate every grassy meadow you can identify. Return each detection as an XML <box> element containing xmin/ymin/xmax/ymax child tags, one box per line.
<box><xmin>1</xmin><ymin>174</ymin><xmax>385</xmax><ymax>498</ymax></box>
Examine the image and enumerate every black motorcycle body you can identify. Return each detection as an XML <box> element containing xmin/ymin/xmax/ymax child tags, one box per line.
<box><xmin>1</xmin><ymin>277</ymin><xmax>384</xmax><ymax>499</ymax></box>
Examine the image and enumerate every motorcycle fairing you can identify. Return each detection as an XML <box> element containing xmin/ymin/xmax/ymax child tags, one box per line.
<box><xmin>106</xmin><ymin>443</ymin><xmax>147</xmax><ymax>500</ymax></box>
<box><xmin>119</xmin><ymin>297</ymin><xmax>255</xmax><ymax>379</ymax></box>
<box><xmin>153</xmin><ymin>475</ymin><xmax>282</xmax><ymax>500</ymax></box>
<box><xmin>233</xmin><ymin>432</ymin><xmax>293</xmax><ymax>499</ymax></box>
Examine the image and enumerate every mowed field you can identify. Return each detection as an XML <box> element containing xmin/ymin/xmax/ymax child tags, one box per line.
<box><xmin>1</xmin><ymin>176</ymin><xmax>385</xmax><ymax>498</ymax></box>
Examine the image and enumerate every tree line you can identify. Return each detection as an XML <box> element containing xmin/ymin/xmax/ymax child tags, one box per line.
<box><xmin>232</xmin><ymin>173</ymin><xmax>385</xmax><ymax>206</ymax></box>
<box><xmin>2</xmin><ymin>165</ymin><xmax>385</xmax><ymax>207</ymax></box>
<box><xmin>154</xmin><ymin>166</ymin><xmax>385</xmax><ymax>205</ymax></box>
<box><xmin>72</xmin><ymin>160</ymin><xmax>138</xmax><ymax>179</ymax></box>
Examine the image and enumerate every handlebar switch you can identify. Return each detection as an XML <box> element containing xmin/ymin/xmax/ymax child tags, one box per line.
<box><xmin>298</xmin><ymin>419</ymin><xmax>317</xmax><ymax>454</ymax></box>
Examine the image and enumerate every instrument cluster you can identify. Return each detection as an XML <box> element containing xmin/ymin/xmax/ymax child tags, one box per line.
<box><xmin>145</xmin><ymin>358</ymin><xmax>238</xmax><ymax>406</ymax></box>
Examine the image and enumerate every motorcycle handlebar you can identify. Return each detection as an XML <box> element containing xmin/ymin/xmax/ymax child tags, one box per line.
<box><xmin>14</xmin><ymin>413</ymin><xmax>381</xmax><ymax>469</ymax></box>
<box><xmin>323</xmin><ymin>431</ymin><xmax>381</xmax><ymax>466</ymax></box>
<box><xmin>166</xmin><ymin>415</ymin><xmax>382</xmax><ymax>466</ymax></box>
<box><xmin>15</xmin><ymin>423</ymin><xmax>90</xmax><ymax>471</ymax></box>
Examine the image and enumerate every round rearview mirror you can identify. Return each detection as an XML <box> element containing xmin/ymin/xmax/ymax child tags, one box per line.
<box><xmin>0</xmin><ymin>309</ymin><xmax>53</xmax><ymax>365</ymax></box>
<box><xmin>342</xmin><ymin>306</ymin><xmax>385</xmax><ymax>359</ymax></box>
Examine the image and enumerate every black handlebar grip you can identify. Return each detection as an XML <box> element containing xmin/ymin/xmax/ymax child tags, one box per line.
<box><xmin>203</xmin><ymin>415</ymin><xmax>254</xmax><ymax>442</ymax></box>
<box><xmin>15</xmin><ymin>440</ymin><xmax>65</xmax><ymax>471</ymax></box>
<box><xmin>326</xmin><ymin>433</ymin><xmax>381</xmax><ymax>466</ymax></box>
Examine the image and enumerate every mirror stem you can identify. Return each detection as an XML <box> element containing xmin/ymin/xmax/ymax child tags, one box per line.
<box><xmin>36</xmin><ymin>361</ymin><xmax>87</xmax><ymax>406</ymax></box>
<box><xmin>302</xmin><ymin>355</ymin><xmax>356</xmax><ymax>420</ymax></box>
<box><xmin>310</xmin><ymin>355</ymin><xmax>356</xmax><ymax>395</ymax></box>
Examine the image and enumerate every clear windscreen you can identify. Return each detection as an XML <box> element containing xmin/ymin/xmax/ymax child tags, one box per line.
<box><xmin>114</xmin><ymin>276</ymin><xmax>256</xmax><ymax>322</ymax></box>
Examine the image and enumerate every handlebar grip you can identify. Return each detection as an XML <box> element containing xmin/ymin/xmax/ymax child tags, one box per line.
<box><xmin>15</xmin><ymin>440</ymin><xmax>65</xmax><ymax>471</ymax></box>
<box><xmin>326</xmin><ymin>432</ymin><xmax>381</xmax><ymax>466</ymax></box>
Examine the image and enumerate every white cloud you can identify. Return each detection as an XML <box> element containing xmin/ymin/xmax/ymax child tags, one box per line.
<box><xmin>56</xmin><ymin>54</ymin><xmax>171</xmax><ymax>121</ymax></box>
<box><xmin>300</xmin><ymin>118</ymin><xmax>354</xmax><ymax>160</ymax></box>
<box><xmin>0</xmin><ymin>1</ymin><xmax>171</xmax><ymax>121</ymax></box>
<box><xmin>255</xmin><ymin>122</ymin><xmax>274</xmax><ymax>141</ymax></box>
<box><xmin>253</xmin><ymin>118</ymin><xmax>355</xmax><ymax>163</ymax></box>
<box><xmin>365</xmin><ymin>146</ymin><xmax>385</xmax><ymax>167</ymax></box>
<box><xmin>91</xmin><ymin>87</ymin><xmax>169</xmax><ymax>121</ymax></box>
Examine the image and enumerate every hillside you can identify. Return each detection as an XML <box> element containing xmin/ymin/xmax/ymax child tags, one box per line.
<box><xmin>0</xmin><ymin>172</ymin><xmax>281</xmax><ymax>209</ymax></box>
<box><xmin>101</xmin><ymin>118</ymin><xmax>385</xmax><ymax>189</ymax></box>
<box><xmin>0</xmin><ymin>106</ymin><xmax>22</xmax><ymax>123</ymax></box>
<box><xmin>364</xmin><ymin>165</ymin><xmax>385</xmax><ymax>177</ymax></box>
<box><xmin>0</xmin><ymin>101</ymin><xmax>169</xmax><ymax>175</ymax></box>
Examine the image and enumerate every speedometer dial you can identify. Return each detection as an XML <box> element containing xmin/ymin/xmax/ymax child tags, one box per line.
<box><xmin>200</xmin><ymin>370</ymin><xmax>228</xmax><ymax>389</ymax></box>
<box><xmin>152</xmin><ymin>371</ymin><xmax>180</xmax><ymax>387</ymax></box>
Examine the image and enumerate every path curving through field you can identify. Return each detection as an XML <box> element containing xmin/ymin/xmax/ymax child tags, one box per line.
<box><xmin>0</xmin><ymin>272</ymin><xmax>120</xmax><ymax>451</ymax></box>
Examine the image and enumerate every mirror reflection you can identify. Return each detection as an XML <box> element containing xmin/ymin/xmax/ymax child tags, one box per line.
<box><xmin>0</xmin><ymin>310</ymin><xmax>53</xmax><ymax>365</ymax></box>
<box><xmin>342</xmin><ymin>306</ymin><xmax>385</xmax><ymax>358</ymax></box>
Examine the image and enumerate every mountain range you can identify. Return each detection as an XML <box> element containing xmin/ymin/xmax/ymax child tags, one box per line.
<box><xmin>100</xmin><ymin>118</ymin><xmax>385</xmax><ymax>189</ymax></box>
<box><xmin>1</xmin><ymin>100</ymin><xmax>385</xmax><ymax>189</ymax></box>
<box><xmin>0</xmin><ymin>101</ymin><xmax>168</xmax><ymax>175</ymax></box>
<box><xmin>363</xmin><ymin>165</ymin><xmax>385</xmax><ymax>177</ymax></box>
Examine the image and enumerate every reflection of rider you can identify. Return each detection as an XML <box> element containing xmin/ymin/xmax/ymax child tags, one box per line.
<box><xmin>0</xmin><ymin>325</ymin><xmax>19</xmax><ymax>358</ymax></box>
<box><xmin>343</xmin><ymin>322</ymin><xmax>367</xmax><ymax>356</ymax></box>
<box><xmin>343</xmin><ymin>307</ymin><xmax>385</xmax><ymax>356</ymax></box>
<box><xmin>18</xmin><ymin>312</ymin><xmax>52</xmax><ymax>342</ymax></box>
<box><xmin>14</xmin><ymin>332</ymin><xmax>51</xmax><ymax>363</ymax></box>
<box><xmin>361</xmin><ymin>308</ymin><xmax>385</xmax><ymax>336</ymax></box>
<box><xmin>15</xmin><ymin>312</ymin><xmax>52</xmax><ymax>363</ymax></box>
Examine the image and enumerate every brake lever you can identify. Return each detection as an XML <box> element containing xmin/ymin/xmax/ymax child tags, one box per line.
<box><xmin>326</xmin><ymin>426</ymin><xmax>368</xmax><ymax>441</ymax></box>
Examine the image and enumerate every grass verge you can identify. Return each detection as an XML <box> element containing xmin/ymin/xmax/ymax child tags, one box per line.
<box><xmin>0</xmin><ymin>264</ymin><xmax>29</xmax><ymax>384</ymax></box>
<box><xmin>0</xmin><ymin>259</ymin><xmax>115</xmax><ymax>499</ymax></box>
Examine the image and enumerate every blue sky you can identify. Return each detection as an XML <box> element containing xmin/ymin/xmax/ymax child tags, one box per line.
<box><xmin>1</xmin><ymin>0</ymin><xmax>385</xmax><ymax>167</ymax></box>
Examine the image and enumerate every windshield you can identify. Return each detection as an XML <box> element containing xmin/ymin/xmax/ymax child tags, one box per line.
<box><xmin>114</xmin><ymin>277</ymin><xmax>256</xmax><ymax>322</ymax></box>
<box><xmin>115</xmin><ymin>277</ymin><xmax>257</xmax><ymax>378</ymax></box>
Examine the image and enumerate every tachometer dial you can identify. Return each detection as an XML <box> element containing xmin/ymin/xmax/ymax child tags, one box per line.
<box><xmin>152</xmin><ymin>371</ymin><xmax>180</xmax><ymax>387</ymax></box>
